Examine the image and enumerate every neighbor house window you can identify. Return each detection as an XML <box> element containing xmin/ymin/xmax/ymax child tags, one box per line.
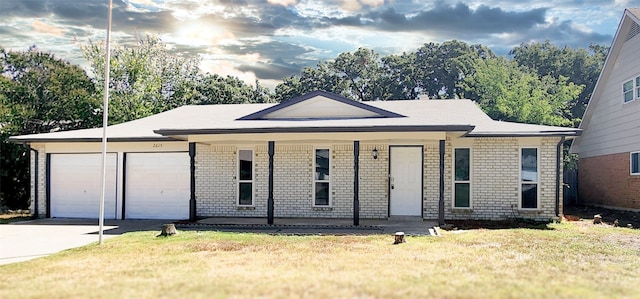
<box><xmin>632</xmin><ymin>152</ymin><xmax>640</xmax><ymax>175</ymax></box>
<box><xmin>314</xmin><ymin>148</ymin><xmax>330</xmax><ymax>206</ymax></box>
<box><xmin>520</xmin><ymin>148</ymin><xmax>539</xmax><ymax>209</ymax></box>
<box><xmin>453</xmin><ymin>148</ymin><xmax>471</xmax><ymax>208</ymax></box>
<box><xmin>623</xmin><ymin>79</ymin><xmax>633</xmax><ymax>102</ymax></box>
<box><xmin>238</xmin><ymin>149</ymin><xmax>254</xmax><ymax>206</ymax></box>
<box><xmin>623</xmin><ymin>76</ymin><xmax>640</xmax><ymax>103</ymax></box>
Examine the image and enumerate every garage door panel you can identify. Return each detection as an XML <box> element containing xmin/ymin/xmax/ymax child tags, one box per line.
<box><xmin>50</xmin><ymin>154</ymin><xmax>117</xmax><ymax>219</ymax></box>
<box><xmin>125</xmin><ymin>153</ymin><xmax>189</xmax><ymax>219</ymax></box>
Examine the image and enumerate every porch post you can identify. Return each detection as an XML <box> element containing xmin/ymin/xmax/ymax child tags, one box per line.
<box><xmin>189</xmin><ymin>142</ymin><xmax>196</xmax><ymax>222</ymax></box>
<box><xmin>438</xmin><ymin>140</ymin><xmax>445</xmax><ymax>226</ymax></box>
<box><xmin>268</xmin><ymin>141</ymin><xmax>275</xmax><ymax>225</ymax></box>
<box><xmin>353</xmin><ymin>141</ymin><xmax>360</xmax><ymax>226</ymax></box>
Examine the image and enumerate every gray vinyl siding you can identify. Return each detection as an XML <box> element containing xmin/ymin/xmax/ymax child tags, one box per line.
<box><xmin>576</xmin><ymin>28</ymin><xmax>640</xmax><ymax>158</ymax></box>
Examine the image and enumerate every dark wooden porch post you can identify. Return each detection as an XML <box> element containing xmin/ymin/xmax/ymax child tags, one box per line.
<box><xmin>189</xmin><ymin>142</ymin><xmax>196</xmax><ymax>222</ymax></box>
<box><xmin>268</xmin><ymin>141</ymin><xmax>275</xmax><ymax>225</ymax></box>
<box><xmin>438</xmin><ymin>140</ymin><xmax>445</xmax><ymax>226</ymax></box>
<box><xmin>353</xmin><ymin>141</ymin><xmax>360</xmax><ymax>226</ymax></box>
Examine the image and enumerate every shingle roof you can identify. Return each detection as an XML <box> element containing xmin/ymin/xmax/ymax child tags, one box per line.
<box><xmin>10</xmin><ymin>98</ymin><xmax>580</xmax><ymax>143</ymax></box>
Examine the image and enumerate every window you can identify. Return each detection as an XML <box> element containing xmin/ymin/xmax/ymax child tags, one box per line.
<box><xmin>623</xmin><ymin>76</ymin><xmax>640</xmax><ymax>103</ymax></box>
<box><xmin>632</xmin><ymin>152</ymin><xmax>640</xmax><ymax>175</ymax></box>
<box><xmin>453</xmin><ymin>148</ymin><xmax>471</xmax><ymax>208</ymax></box>
<box><xmin>314</xmin><ymin>148</ymin><xmax>330</xmax><ymax>206</ymax></box>
<box><xmin>520</xmin><ymin>148</ymin><xmax>539</xmax><ymax>209</ymax></box>
<box><xmin>623</xmin><ymin>80</ymin><xmax>634</xmax><ymax>103</ymax></box>
<box><xmin>238</xmin><ymin>149</ymin><xmax>253</xmax><ymax>206</ymax></box>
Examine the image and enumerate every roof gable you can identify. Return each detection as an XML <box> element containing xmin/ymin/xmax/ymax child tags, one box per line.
<box><xmin>237</xmin><ymin>90</ymin><xmax>405</xmax><ymax>120</ymax></box>
<box><xmin>571</xmin><ymin>8</ymin><xmax>640</xmax><ymax>153</ymax></box>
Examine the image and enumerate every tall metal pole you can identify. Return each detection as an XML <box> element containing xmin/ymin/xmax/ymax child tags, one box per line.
<box><xmin>99</xmin><ymin>0</ymin><xmax>113</xmax><ymax>245</ymax></box>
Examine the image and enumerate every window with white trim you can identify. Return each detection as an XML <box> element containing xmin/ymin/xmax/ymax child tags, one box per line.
<box><xmin>631</xmin><ymin>152</ymin><xmax>640</xmax><ymax>175</ymax></box>
<box><xmin>520</xmin><ymin>148</ymin><xmax>539</xmax><ymax>209</ymax></box>
<box><xmin>453</xmin><ymin>148</ymin><xmax>471</xmax><ymax>208</ymax></box>
<box><xmin>314</xmin><ymin>148</ymin><xmax>330</xmax><ymax>206</ymax></box>
<box><xmin>238</xmin><ymin>149</ymin><xmax>254</xmax><ymax>206</ymax></box>
<box><xmin>623</xmin><ymin>75</ymin><xmax>640</xmax><ymax>103</ymax></box>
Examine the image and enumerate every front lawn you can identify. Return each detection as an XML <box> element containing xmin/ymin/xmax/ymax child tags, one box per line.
<box><xmin>0</xmin><ymin>221</ymin><xmax>638</xmax><ymax>298</ymax></box>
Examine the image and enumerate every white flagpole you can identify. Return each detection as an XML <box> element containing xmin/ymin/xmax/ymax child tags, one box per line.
<box><xmin>99</xmin><ymin>0</ymin><xmax>113</xmax><ymax>245</ymax></box>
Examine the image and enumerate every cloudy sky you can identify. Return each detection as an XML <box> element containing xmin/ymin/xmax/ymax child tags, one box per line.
<box><xmin>1</xmin><ymin>0</ymin><xmax>639</xmax><ymax>89</ymax></box>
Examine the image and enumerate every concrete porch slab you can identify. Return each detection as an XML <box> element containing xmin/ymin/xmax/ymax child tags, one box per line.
<box><xmin>178</xmin><ymin>217</ymin><xmax>438</xmax><ymax>235</ymax></box>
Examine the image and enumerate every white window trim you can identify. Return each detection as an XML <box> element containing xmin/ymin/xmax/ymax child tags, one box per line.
<box><xmin>519</xmin><ymin>147</ymin><xmax>540</xmax><ymax>210</ymax></box>
<box><xmin>636</xmin><ymin>77</ymin><xmax>640</xmax><ymax>100</ymax></box>
<box><xmin>452</xmin><ymin>147</ymin><xmax>472</xmax><ymax>209</ymax></box>
<box><xmin>313</xmin><ymin>147</ymin><xmax>332</xmax><ymax>207</ymax></box>
<box><xmin>631</xmin><ymin>151</ymin><xmax>640</xmax><ymax>176</ymax></box>
<box><xmin>237</xmin><ymin>148</ymin><xmax>255</xmax><ymax>207</ymax></box>
<box><xmin>622</xmin><ymin>75</ymin><xmax>639</xmax><ymax>104</ymax></box>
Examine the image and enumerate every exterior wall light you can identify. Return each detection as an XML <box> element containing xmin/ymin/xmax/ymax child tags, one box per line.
<box><xmin>372</xmin><ymin>147</ymin><xmax>378</xmax><ymax>160</ymax></box>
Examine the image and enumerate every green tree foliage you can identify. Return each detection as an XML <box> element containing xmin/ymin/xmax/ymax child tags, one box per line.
<box><xmin>274</xmin><ymin>41</ymin><xmax>492</xmax><ymax>101</ymax></box>
<box><xmin>463</xmin><ymin>57</ymin><xmax>582</xmax><ymax>126</ymax></box>
<box><xmin>0</xmin><ymin>47</ymin><xmax>99</xmax><ymax>209</ymax></box>
<box><xmin>194</xmin><ymin>74</ymin><xmax>272</xmax><ymax>105</ymax></box>
<box><xmin>509</xmin><ymin>41</ymin><xmax>607</xmax><ymax>124</ymax></box>
<box><xmin>82</xmin><ymin>35</ymin><xmax>202</xmax><ymax>124</ymax></box>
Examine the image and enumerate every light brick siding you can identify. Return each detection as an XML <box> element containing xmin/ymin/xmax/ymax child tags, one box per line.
<box><xmin>194</xmin><ymin>138</ymin><xmax>562</xmax><ymax>220</ymax></box>
<box><xmin>30</xmin><ymin>144</ymin><xmax>47</xmax><ymax>218</ymax></box>
<box><xmin>579</xmin><ymin>152</ymin><xmax>640</xmax><ymax>209</ymax></box>
<box><xmin>359</xmin><ymin>144</ymin><xmax>389</xmax><ymax>218</ymax></box>
<box><xmin>196</xmin><ymin>143</ymin><xmax>390</xmax><ymax>218</ymax></box>
<box><xmin>444</xmin><ymin>137</ymin><xmax>561</xmax><ymax>221</ymax></box>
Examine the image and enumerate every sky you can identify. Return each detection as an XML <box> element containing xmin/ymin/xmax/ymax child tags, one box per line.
<box><xmin>1</xmin><ymin>0</ymin><xmax>639</xmax><ymax>90</ymax></box>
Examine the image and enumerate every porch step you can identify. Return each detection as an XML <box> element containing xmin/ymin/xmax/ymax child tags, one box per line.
<box><xmin>388</xmin><ymin>216</ymin><xmax>423</xmax><ymax>222</ymax></box>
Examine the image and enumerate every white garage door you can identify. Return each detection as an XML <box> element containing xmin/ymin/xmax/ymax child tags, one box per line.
<box><xmin>50</xmin><ymin>154</ymin><xmax>118</xmax><ymax>219</ymax></box>
<box><xmin>125</xmin><ymin>152</ymin><xmax>190</xmax><ymax>219</ymax></box>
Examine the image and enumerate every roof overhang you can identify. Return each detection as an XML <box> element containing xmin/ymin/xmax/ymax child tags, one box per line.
<box><xmin>465</xmin><ymin>130</ymin><xmax>582</xmax><ymax>138</ymax></box>
<box><xmin>154</xmin><ymin>125</ymin><xmax>475</xmax><ymax>136</ymax></box>
<box><xmin>8</xmin><ymin>136</ymin><xmax>179</xmax><ymax>144</ymax></box>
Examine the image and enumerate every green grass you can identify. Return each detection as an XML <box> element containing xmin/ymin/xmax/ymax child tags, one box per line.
<box><xmin>0</xmin><ymin>221</ymin><xmax>639</xmax><ymax>299</ymax></box>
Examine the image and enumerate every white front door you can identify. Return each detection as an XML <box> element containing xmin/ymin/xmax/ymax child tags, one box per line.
<box><xmin>390</xmin><ymin>146</ymin><xmax>423</xmax><ymax>216</ymax></box>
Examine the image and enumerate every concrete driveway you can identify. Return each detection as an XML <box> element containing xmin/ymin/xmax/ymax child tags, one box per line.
<box><xmin>0</xmin><ymin>219</ymin><xmax>166</xmax><ymax>265</ymax></box>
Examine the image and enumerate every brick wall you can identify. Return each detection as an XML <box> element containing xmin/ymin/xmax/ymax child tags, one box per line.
<box><xmin>194</xmin><ymin>137</ymin><xmax>562</xmax><ymax>220</ymax></box>
<box><xmin>30</xmin><ymin>144</ymin><xmax>47</xmax><ymax>218</ymax></box>
<box><xmin>444</xmin><ymin>137</ymin><xmax>561</xmax><ymax>221</ymax></box>
<box><xmin>579</xmin><ymin>152</ymin><xmax>640</xmax><ymax>209</ymax></box>
<box><xmin>195</xmin><ymin>143</ymin><xmax>391</xmax><ymax>219</ymax></box>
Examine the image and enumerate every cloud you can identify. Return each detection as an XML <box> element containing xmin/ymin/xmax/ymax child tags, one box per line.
<box><xmin>324</xmin><ymin>2</ymin><xmax>548</xmax><ymax>36</ymax></box>
<box><xmin>267</xmin><ymin>0</ymin><xmax>298</xmax><ymax>6</ymax></box>
<box><xmin>32</xmin><ymin>20</ymin><xmax>65</xmax><ymax>36</ymax></box>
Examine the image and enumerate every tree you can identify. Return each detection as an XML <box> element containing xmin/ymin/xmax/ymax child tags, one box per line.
<box><xmin>463</xmin><ymin>57</ymin><xmax>582</xmax><ymax>126</ymax></box>
<box><xmin>510</xmin><ymin>41</ymin><xmax>607</xmax><ymax>125</ymax></box>
<box><xmin>194</xmin><ymin>74</ymin><xmax>272</xmax><ymax>105</ymax></box>
<box><xmin>274</xmin><ymin>62</ymin><xmax>349</xmax><ymax>103</ymax></box>
<box><xmin>82</xmin><ymin>35</ymin><xmax>202</xmax><ymax>124</ymax></box>
<box><xmin>0</xmin><ymin>47</ymin><xmax>100</xmax><ymax>209</ymax></box>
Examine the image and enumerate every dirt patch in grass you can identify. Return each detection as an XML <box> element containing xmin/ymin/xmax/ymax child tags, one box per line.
<box><xmin>564</xmin><ymin>205</ymin><xmax>640</xmax><ymax>229</ymax></box>
<box><xmin>444</xmin><ymin>219</ymin><xmax>552</xmax><ymax>230</ymax></box>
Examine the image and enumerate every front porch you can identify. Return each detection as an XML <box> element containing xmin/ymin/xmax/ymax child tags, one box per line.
<box><xmin>180</xmin><ymin>217</ymin><xmax>439</xmax><ymax>235</ymax></box>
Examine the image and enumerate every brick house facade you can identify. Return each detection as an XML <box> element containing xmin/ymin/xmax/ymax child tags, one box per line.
<box><xmin>14</xmin><ymin>91</ymin><xmax>580</xmax><ymax>222</ymax></box>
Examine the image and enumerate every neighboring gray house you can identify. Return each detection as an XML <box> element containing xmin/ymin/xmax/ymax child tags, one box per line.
<box><xmin>570</xmin><ymin>8</ymin><xmax>640</xmax><ymax>211</ymax></box>
<box><xmin>11</xmin><ymin>91</ymin><xmax>580</xmax><ymax>223</ymax></box>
